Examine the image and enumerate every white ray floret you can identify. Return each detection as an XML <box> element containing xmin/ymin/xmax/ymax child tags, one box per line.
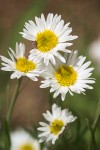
<box><xmin>40</xmin><ymin>50</ymin><xmax>95</xmax><ymax>101</ymax></box>
<box><xmin>10</xmin><ymin>129</ymin><xmax>40</xmax><ymax>150</ymax></box>
<box><xmin>38</xmin><ymin>103</ymin><xmax>77</xmax><ymax>144</ymax></box>
<box><xmin>20</xmin><ymin>13</ymin><xmax>78</xmax><ymax>66</ymax></box>
<box><xmin>0</xmin><ymin>43</ymin><xmax>44</xmax><ymax>81</ymax></box>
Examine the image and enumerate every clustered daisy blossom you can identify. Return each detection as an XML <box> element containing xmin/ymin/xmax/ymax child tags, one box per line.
<box><xmin>38</xmin><ymin>103</ymin><xmax>77</xmax><ymax>144</ymax></box>
<box><xmin>20</xmin><ymin>13</ymin><xmax>78</xmax><ymax>66</ymax></box>
<box><xmin>40</xmin><ymin>50</ymin><xmax>95</xmax><ymax>101</ymax></box>
<box><xmin>10</xmin><ymin>129</ymin><xmax>40</xmax><ymax>150</ymax></box>
<box><xmin>0</xmin><ymin>13</ymin><xmax>95</xmax><ymax>146</ymax></box>
<box><xmin>0</xmin><ymin>43</ymin><xmax>44</xmax><ymax>81</ymax></box>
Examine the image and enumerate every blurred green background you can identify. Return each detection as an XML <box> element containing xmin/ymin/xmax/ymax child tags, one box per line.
<box><xmin>0</xmin><ymin>0</ymin><xmax>100</xmax><ymax>149</ymax></box>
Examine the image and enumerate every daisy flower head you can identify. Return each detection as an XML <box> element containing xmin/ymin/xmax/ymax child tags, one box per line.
<box><xmin>20</xmin><ymin>13</ymin><xmax>78</xmax><ymax>66</ymax></box>
<box><xmin>88</xmin><ymin>38</ymin><xmax>100</xmax><ymax>73</ymax></box>
<box><xmin>10</xmin><ymin>129</ymin><xmax>40</xmax><ymax>150</ymax></box>
<box><xmin>38</xmin><ymin>103</ymin><xmax>77</xmax><ymax>144</ymax></box>
<box><xmin>0</xmin><ymin>43</ymin><xmax>44</xmax><ymax>81</ymax></box>
<box><xmin>40</xmin><ymin>50</ymin><xmax>95</xmax><ymax>101</ymax></box>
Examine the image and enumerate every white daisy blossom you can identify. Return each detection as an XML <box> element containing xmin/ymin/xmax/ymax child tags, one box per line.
<box><xmin>40</xmin><ymin>50</ymin><xmax>95</xmax><ymax>101</ymax></box>
<box><xmin>88</xmin><ymin>38</ymin><xmax>100</xmax><ymax>73</ymax></box>
<box><xmin>10</xmin><ymin>129</ymin><xmax>40</xmax><ymax>150</ymax></box>
<box><xmin>38</xmin><ymin>103</ymin><xmax>77</xmax><ymax>144</ymax></box>
<box><xmin>0</xmin><ymin>43</ymin><xmax>44</xmax><ymax>81</ymax></box>
<box><xmin>20</xmin><ymin>13</ymin><xmax>78</xmax><ymax>66</ymax></box>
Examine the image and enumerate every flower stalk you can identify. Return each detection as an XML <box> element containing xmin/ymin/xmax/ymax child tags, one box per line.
<box><xmin>6</xmin><ymin>78</ymin><xmax>22</xmax><ymax>124</ymax></box>
<box><xmin>87</xmin><ymin>99</ymin><xmax>100</xmax><ymax>150</ymax></box>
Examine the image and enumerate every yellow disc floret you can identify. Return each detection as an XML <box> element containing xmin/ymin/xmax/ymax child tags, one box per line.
<box><xmin>16</xmin><ymin>57</ymin><xmax>36</xmax><ymax>73</ymax></box>
<box><xmin>50</xmin><ymin>119</ymin><xmax>64</xmax><ymax>135</ymax></box>
<box><xmin>55</xmin><ymin>65</ymin><xmax>77</xmax><ymax>86</ymax></box>
<box><xmin>36</xmin><ymin>30</ymin><xmax>58</xmax><ymax>52</ymax></box>
<box><xmin>20</xmin><ymin>144</ymin><xmax>34</xmax><ymax>150</ymax></box>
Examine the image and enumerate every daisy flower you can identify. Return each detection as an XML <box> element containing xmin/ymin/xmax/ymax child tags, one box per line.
<box><xmin>40</xmin><ymin>50</ymin><xmax>95</xmax><ymax>101</ymax></box>
<box><xmin>38</xmin><ymin>103</ymin><xmax>77</xmax><ymax>144</ymax></box>
<box><xmin>88</xmin><ymin>37</ymin><xmax>100</xmax><ymax>73</ymax></box>
<box><xmin>20</xmin><ymin>13</ymin><xmax>78</xmax><ymax>66</ymax></box>
<box><xmin>0</xmin><ymin>43</ymin><xmax>44</xmax><ymax>81</ymax></box>
<box><xmin>10</xmin><ymin>129</ymin><xmax>40</xmax><ymax>150</ymax></box>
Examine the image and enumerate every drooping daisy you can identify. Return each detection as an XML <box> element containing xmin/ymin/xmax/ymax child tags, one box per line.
<box><xmin>20</xmin><ymin>13</ymin><xmax>78</xmax><ymax>66</ymax></box>
<box><xmin>40</xmin><ymin>50</ymin><xmax>95</xmax><ymax>101</ymax></box>
<box><xmin>10</xmin><ymin>129</ymin><xmax>40</xmax><ymax>150</ymax></box>
<box><xmin>38</xmin><ymin>103</ymin><xmax>77</xmax><ymax>144</ymax></box>
<box><xmin>0</xmin><ymin>43</ymin><xmax>44</xmax><ymax>80</ymax></box>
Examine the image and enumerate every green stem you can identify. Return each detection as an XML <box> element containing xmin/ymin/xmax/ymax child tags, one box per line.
<box><xmin>6</xmin><ymin>78</ymin><xmax>22</xmax><ymax>123</ymax></box>
<box><xmin>92</xmin><ymin>99</ymin><xmax>100</xmax><ymax>131</ymax></box>
<box><xmin>88</xmin><ymin>99</ymin><xmax>100</xmax><ymax>150</ymax></box>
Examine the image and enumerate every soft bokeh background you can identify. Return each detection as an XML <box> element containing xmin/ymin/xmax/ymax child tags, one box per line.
<box><xmin>0</xmin><ymin>0</ymin><xmax>100</xmax><ymax>149</ymax></box>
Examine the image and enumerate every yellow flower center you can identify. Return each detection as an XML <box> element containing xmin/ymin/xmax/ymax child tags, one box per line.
<box><xmin>55</xmin><ymin>65</ymin><xmax>77</xmax><ymax>86</ymax></box>
<box><xmin>16</xmin><ymin>57</ymin><xmax>36</xmax><ymax>73</ymax></box>
<box><xmin>50</xmin><ymin>119</ymin><xmax>64</xmax><ymax>135</ymax></box>
<box><xmin>36</xmin><ymin>30</ymin><xmax>58</xmax><ymax>52</ymax></box>
<box><xmin>20</xmin><ymin>143</ymin><xmax>34</xmax><ymax>150</ymax></box>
